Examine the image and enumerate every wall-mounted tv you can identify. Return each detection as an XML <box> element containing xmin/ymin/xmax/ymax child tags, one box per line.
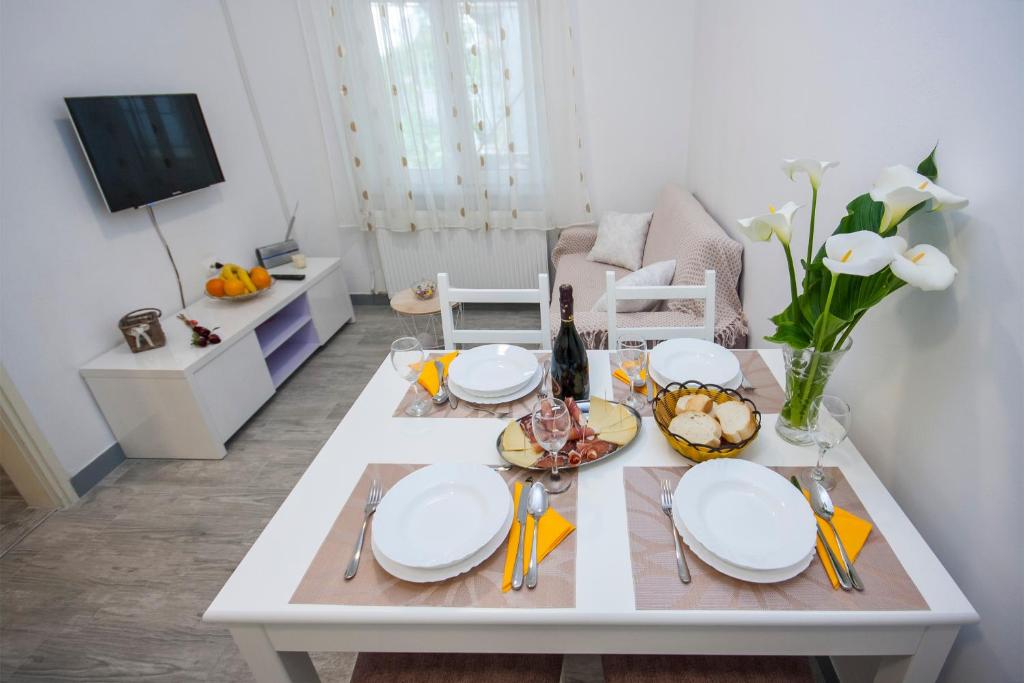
<box><xmin>65</xmin><ymin>94</ymin><xmax>225</xmax><ymax>212</ymax></box>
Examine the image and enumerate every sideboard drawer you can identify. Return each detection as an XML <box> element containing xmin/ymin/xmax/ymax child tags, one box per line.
<box><xmin>192</xmin><ymin>331</ymin><xmax>274</xmax><ymax>442</ymax></box>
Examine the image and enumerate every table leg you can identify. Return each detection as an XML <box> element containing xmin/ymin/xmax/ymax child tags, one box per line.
<box><xmin>230</xmin><ymin>625</ymin><xmax>320</xmax><ymax>683</ymax></box>
<box><xmin>872</xmin><ymin>625</ymin><xmax>959</xmax><ymax>683</ymax></box>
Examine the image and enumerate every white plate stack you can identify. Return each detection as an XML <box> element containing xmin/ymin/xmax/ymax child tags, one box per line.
<box><xmin>371</xmin><ymin>463</ymin><xmax>513</xmax><ymax>583</ymax></box>
<box><xmin>446</xmin><ymin>344</ymin><xmax>541</xmax><ymax>404</ymax></box>
<box><xmin>649</xmin><ymin>339</ymin><xmax>742</xmax><ymax>389</ymax></box>
<box><xmin>672</xmin><ymin>459</ymin><xmax>817</xmax><ymax>583</ymax></box>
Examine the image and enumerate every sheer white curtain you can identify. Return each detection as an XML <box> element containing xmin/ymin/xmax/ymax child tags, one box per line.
<box><xmin>316</xmin><ymin>0</ymin><xmax>590</xmax><ymax>233</ymax></box>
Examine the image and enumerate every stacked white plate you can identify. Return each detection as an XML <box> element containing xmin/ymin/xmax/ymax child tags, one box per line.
<box><xmin>446</xmin><ymin>344</ymin><xmax>541</xmax><ymax>404</ymax></box>
<box><xmin>672</xmin><ymin>459</ymin><xmax>817</xmax><ymax>583</ymax></box>
<box><xmin>649</xmin><ymin>338</ymin><xmax>742</xmax><ymax>389</ymax></box>
<box><xmin>371</xmin><ymin>463</ymin><xmax>513</xmax><ymax>583</ymax></box>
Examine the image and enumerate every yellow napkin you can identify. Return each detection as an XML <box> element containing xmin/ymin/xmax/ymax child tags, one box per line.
<box><xmin>612</xmin><ymin>367</ymin><xmax>649</xmax><ymax>395</ymax></box>
<box><xmin>416</xmin><ymin>351</ymin><xmax>459</xmax><ymax>395</ymax></box>
<box><xmin>804</xmin><ymin>491</ymin><xmax>872</xmax><ymax>589</ymax></box>
<box><xmin>501</xmin><ymin>482</ymin><xmax>576</xmax><ymax>592</ymax></box>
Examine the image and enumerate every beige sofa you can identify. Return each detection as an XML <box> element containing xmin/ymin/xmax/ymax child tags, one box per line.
<box><xmin>549</xmin><ymin>184</ymin><xmax>748</xmax><ymax>349</ymax></box>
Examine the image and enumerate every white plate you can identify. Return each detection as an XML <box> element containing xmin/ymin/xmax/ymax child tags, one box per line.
<box><xmin>372</xmin><ymin>502</ymin><xmax>514</xmax><ymax>583</ymax></box>
<box><xmin>447</xmin><ymin>345</ymin><xmax>538</xmax><ymax>397</ymax></box>
<box><xmin>650</xmin><ymin>339</ymin><xmax>740</xmax><ymax>387</ymax></box>
<box><xmin>675</xmin><ymin>459</ymin><xmax>816</xmax><ymax>571</ymax></box>
<box><xmin>372</xmin><ymin>464</ymin><xmax>512</xmax><ymax>569</ymax></box>
<box><xmin>448</xmin><ymin>364</ymin><xmax>542</xmax><ymax>405</ymax></box>
<box><xmin>673</xmin><ymin>504</ymin><xmax>814</xmax><ymax>583</ymax></box>
<box><xmin>649</xmin><ymin>365</ymin><xmax>741</xmax><ymax>392</ymax></box>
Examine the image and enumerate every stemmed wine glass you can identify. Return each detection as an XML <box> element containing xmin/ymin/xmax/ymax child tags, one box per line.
<box><xmin>391</xmin><ymin>336</ymin><xmax>429</xmax><ymax>417</ymax></box>
<box><xmin>617</xmin><ymin>334</ymin><xmax>647</xmax><ymax>410</ymax></box>
<box><xmin>802</xmin><ymin>394</ymin><xmax>851</xmax><ymax>491</ymax></box>
<box><xmin>532</xmin><ymin>397</ymin><xmax>573</xmax><ymax>494</ymax></box>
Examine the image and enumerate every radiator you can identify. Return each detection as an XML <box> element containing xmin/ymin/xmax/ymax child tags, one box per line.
<box><xmin>375</xmin><ymin>229</ymin><xmax>549</xmax><ymax>295</ymax></box>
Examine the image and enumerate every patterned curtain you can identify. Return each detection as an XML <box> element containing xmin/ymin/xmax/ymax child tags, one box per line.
<box><xmin>319</xmin><ymin>0</ymin><xmax>590</xmax><ymax>232</ymax></box>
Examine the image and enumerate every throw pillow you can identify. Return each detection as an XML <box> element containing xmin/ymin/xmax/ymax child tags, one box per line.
<box><xmin>587</xmin><ymin>211</ymin><xmax>653</xmax><ymax>271</ymax></box>
<box><xmin>592</xmin><ymin>260</ymin><xmax>677</xmax><ymax>313</ymax></box>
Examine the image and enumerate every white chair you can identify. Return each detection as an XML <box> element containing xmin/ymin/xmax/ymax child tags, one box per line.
<box><xmin>605</xmin><ymin>269</ymin><xmax>716</xmax><ymax>348</ymax></box>
<box><xmin>438</xmin><ymin>273</ymin><xmax>552</xmax><ymax>350</ymax></box>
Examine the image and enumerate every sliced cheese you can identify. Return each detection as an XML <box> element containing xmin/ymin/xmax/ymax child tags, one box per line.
<box><xmin>599</xmin><ymin>421</ymin><xmax>638</xmax><ymax>446</ymax></box>
<box><xmin>587</xmin><ymin>396</ymin><xmax>633</xmax><ymax>433</ymax></box>
<box><xmin>501</xmin><ymin>420</ymin><xmax>528</xmax><ymax>451</ymax></box>
<box><xmin>500</xmin><ymin>448</ymin><xmax>541</xmax><ymax>468</ymax></box>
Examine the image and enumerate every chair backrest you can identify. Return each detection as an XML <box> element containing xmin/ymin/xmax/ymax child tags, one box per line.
<box><xmin>605</xmin><ymin>269</ymin><xmax>715</xmax><ymax>348</ymax></box>
<box><xmin>438</xmin><ymin>272</ymin><xmax>552</xmax><ymax>350</ymax></box>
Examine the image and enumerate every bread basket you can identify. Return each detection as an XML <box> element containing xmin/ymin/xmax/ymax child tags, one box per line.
<box><xmin>652</xmin><ymin>381</ymin><xmax>761</xmax><ymax>462</ymax></box>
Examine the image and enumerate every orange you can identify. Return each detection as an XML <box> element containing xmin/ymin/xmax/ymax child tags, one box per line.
<box><xmin>205</xmin><ymin>278</ymin><xmax>226</xmax><ymax>297</ymax></box>
<box><xmin>250</xmin><ymin>266</ymin><xmax>271</xmax><ymax>290</ymax></box>
<box><xmin>223</xmin><ymin>279</ymin><xmax>246</xmax><ymax>297</ymax></box>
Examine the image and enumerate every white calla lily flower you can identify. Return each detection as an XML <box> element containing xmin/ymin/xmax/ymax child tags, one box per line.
<box><xmin>781</xmin><ymin>158</ymin><xmax>839</xmax><ymax>190</ymax></box>
<box><xmin>870</xmin><ymin>165</ymin><xmax>969</xmax><ymax>232</ymax></box>
<box><xmin>822</xmin><ymin>231</ymin><xmax>895</xmax><ymax>277</ymax></box>
<box><xmin>737</xmin><ymin>201</ymin><xmax>802</xmax><ymax>246</ymax></box>
<box><xmin>890</xmin><ymin>242</ymin><xmax>958</xmax><ymax>291</ymax></box>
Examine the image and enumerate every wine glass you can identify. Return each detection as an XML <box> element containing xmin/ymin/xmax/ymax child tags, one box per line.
<box><xmin>617</xmin><ymin>335</ymin><xmax>647</xmax><ymax>410</ymax></box>
<box><xmin>391</xmin><ymin>336</ymin><xmax>429</xmax><ymax>417</ymax></box>
<box><xmin>802</xmin><ymin>394</ymin><xmax>851</xmax><ymax>491</ymax></box>
<box><xmin>532</xmin><ymin>397</ymin><xmax>573</xmax><ymax>494</ymax></box>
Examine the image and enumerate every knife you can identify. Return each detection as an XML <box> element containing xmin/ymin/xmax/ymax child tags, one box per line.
<box><xmin>511</xmin><ymin>478</ymin><xmax>533</xmax><ymax>590</ymax></box>
<box><xmin>646</xmin><ymin>353</ymin><xmax>656</xmax><ymax>402</ymax></box>
<box><xmin>790</xmin><ymin>476</ymin><xmax>853</xmax><ymax>591</ymax></box>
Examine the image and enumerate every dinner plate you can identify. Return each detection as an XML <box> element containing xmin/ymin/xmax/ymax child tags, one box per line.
<box><xmin>372</xmin><ymin>464</ymin><xmax>513</xmax><ymax>569</ymax></box>
<box><xmin>447</xmin><ymin>364</ymin><xmax>542</xmax><ymax>405</ymax></box>
<box><xmin>447</xmin><ymin>345</ymin><xmax>538</xmax><ymax>397</ymax></box>
<box><xmin>673</xmin><ymin>504</ymin><xmax>814</xmax><ymax>583</ymax></box>
<box><xmin>674</xmin><ymin>459</ymin><xmax>816</xmax><ymax>571</ymax></box>
<box><xmin>648</xmin><ymin>364</ymin><xmax>741</xmax><ymax>392</ymax></box>
<box><xmin>372</xmin><ymin>501</ymin><xmax>514</xmax><ymax>583</ymax></box>
<box><xmin>650</xmin><ymin>338</ymin><xmax>740</xmax><ymax>387</ymax></box>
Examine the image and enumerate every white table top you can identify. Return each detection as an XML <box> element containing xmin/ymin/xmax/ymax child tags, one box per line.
<box><xmin>204</xmin><ymin>350</ymin><xmax>976</xmax><ymax>630</ymax></box>
<box><xmin>81</xmin><ymin>258</ymin><xmax>339</xmax><ymax>378</ymax></box>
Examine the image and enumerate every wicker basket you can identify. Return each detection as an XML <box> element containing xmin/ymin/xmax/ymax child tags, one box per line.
<box><xmin>652</xmin><ymin>381</ymin><xmax>761</xmax><ymax>462</ymax></box>
<box><xmin>118</xmin><ymin>308</ymin><xmax>166</xmax><ymax>353</ymax></box>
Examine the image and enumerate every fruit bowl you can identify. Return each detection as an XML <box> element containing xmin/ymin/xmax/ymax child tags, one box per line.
<box><xmin>205</xmin><ymin>279</ymin><xmax>274</xmax><ymax>302</ymax></box>
<box><xmin>652</xmin><ymin>381</ymin><xmax>761</xmax><ymax>463</ymax></box>
<box><xmin>205</xmin><ymin>263</ymin><xmax>274</xmax><ymax>302</ymax></box>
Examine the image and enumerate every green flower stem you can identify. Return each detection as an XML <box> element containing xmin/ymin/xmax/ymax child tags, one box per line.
<box><xmin>781</xmin><ymin>242</ymin><xmax>801</xmax><ymax>322</ymax></box>
<box><xmin>834</xmin><ymin>310</ymin><xmax>864</xmax><ymax>351</ymax></box>
<box><xmin>800</xmin><ymin>272</ymin><xmax>839</xmax><ymax>406</ymax></box>
<box><xmin>807</xmin><ymin>185</ymin><xmax>818</xmax><ymax>266</ymax></box>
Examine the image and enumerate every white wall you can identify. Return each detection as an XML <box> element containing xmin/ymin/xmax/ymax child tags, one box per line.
<box><xmin>573</xmin><ymin>0</ymin><xmax>695</xmax><ymax>215</ymax></box>
<box><xmin>0</xmin><ymin>0</ymin><xmax>367</xmax><ymax>478</ymax></box>
<box><xmin>686</xmin><ymin>2</ymin><xmax>1023</xmax><ymax>681</ymax></box>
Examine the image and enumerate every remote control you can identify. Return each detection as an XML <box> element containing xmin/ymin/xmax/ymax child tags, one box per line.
<box><xmin>272</xmin><ymin>273</ymin><xmax>306</xmax><ymax>281</ymax></box>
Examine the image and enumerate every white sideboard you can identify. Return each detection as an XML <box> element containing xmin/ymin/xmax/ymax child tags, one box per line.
<box><xmin>81</xmin><ymin>257</ymin><xmax>354</xmax><ymax>460</ymax></box>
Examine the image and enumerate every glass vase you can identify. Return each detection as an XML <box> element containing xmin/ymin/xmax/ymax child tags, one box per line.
<box><xmin>775</xmin><ymin>339</ymin><xmax>851</xmax><ymax>446</ymax></box>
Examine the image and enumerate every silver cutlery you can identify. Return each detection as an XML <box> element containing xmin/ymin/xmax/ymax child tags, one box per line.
<box><xmin>525</xmin><ymin>481</ymin><xmax>548</xmax><ymax>589</ymax></box>
<box><xmin>511</xmin><ymin>476</ymin><xmax>534</xmax><ymax>590</ymax></box>
<box><xmin>431</xmin><ymin>360</ymin><xmax>449</xmax><ymax>405</ymax></box>
<box><xmin>490</xmin><ymin>464</ymin><xmax>512</xmax><ymax>472</ymax></box>
<box><xmin>344</xmin><ymin>479</ymin><xmax>383</xmax><ymax>580</ymax></box>
<box><xmin>659</xmin><ymin>480</ymin><xmax>690</xmax><ymax>584</ymax></box>
<box><xmin>538</xmin><ymin>359</ymin><xmax>551</xmax><ymax>400</ymax></box>
<box><xmin>446</xmin><ymin>376</ymin><xmax>460</xmax><ymax>409</ymax></box>
<box><xmin>739</xmin><ymin>372</ymin><xmax>754</xmax><ymax>390</ymax></box>
<box><xmin>646</xmin><ymin>353</ymin><xmax>657</xmax><ymax>403</ymax></box>
<box><xmin>789</xmin><ymin>476</ymin><xmax>852</xmax><ymax>591</ymax></box>
<box><xmin>472</xmin><ymin>403</ymin><xmax>511</xmax><ymax>418</ymax></box>
<box><xmin>809</xmin><ymin>481</ymin><xmax>864</xmax><ymax>591</ymax></box>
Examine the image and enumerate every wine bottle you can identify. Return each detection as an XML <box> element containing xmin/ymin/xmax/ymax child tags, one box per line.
<box><xmin>550</xmin><ymin>284</ymin><xmax>589</xmax><ymax>401</ymax></box>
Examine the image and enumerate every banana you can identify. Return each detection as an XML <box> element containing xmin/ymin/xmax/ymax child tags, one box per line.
<box><xmin>232</xmin><ymin>265</ymin><xmax>257</xmax><ymax>293</ymax></box>
<box><xmin>220</xmin><ymin>264</ymin><xmax>238</xmax><ymax>281</ymax></box>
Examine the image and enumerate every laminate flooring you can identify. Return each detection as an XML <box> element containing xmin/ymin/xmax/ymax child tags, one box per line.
<box><xmin>0</xmin><ymin>467</ymin><xmax>53</xmax><ymax>559</ymax></box>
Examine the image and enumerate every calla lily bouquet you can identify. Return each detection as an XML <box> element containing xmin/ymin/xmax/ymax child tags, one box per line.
<box><xmin>739</xmin><ymin>147</ymin><xmax>967</xmax><ymax>438</ymax></box>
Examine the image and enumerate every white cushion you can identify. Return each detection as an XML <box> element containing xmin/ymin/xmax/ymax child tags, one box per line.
<box><xmin>592</xmin><ymin>260</ymin><xmax>677</xmax><ymax>313</ymax></box>
<box><xmin>587</xmin><ymin>211</ymin><xmax>652</xmax><ymax>271</ymax></box>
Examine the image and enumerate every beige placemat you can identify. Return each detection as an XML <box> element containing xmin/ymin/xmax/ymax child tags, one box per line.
<box><xmin>610</xmin><ymin>350</ymin><xmax>785</xmax><ymax>416</ymax></box>
<box><xmin>291</xmin><ymin>463</ymin><xmax>577</xmax><ymax>608</ymax></box>
<box><xmin>393</xmin><ymin>353</ymin><xmax>550</xmax><ymax>419</ymax></box>
<box><xmin>624</xmin><ymin>465</ymin><xmax>928</xmax><ymax>611</ymax></box>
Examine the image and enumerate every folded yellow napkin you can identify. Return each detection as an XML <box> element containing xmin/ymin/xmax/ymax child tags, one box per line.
<box><xmin>416</xmin><ymin>351</ymin><xmax>459</xmax><ymax>395</ymax></box>
<box><xmin>804</xmin><ymin>490</ymin><xmax>872</xmax><ymax>589</ymax></box>
<box><xmin>501</xmin><ymin>482</ymin><xmax>576</xmax><ymax>592</ymax></box>
<box><xmin>612</xmin><ymin>367</ymin><xmax>649</xmax><ymax>395</ymax></box>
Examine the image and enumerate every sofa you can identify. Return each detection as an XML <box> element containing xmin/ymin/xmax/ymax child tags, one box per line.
<box><xmin>549</xmin><ymin>184</ymin><xmax>748</xmax><ymax>349</ymax></box>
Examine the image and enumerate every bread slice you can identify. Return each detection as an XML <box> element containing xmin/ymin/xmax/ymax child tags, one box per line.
<box><xmin>714</xmin><ymin>401</ymin><xmax>756</xmax><ymax>444</ymax></box>
<box><xmin>675</xmin><ymin>393</ymin><xmax>713</xmax><ymax>415</ymax></box>
<box><xmin>668</xmin><ymin>411</ymin><xmax>722</xmax><ymax>448</ymax></box>
<box><xmin>501</xmin><ymin>421</ymin><xmax>528</xmax><ymax>451</ymax></box>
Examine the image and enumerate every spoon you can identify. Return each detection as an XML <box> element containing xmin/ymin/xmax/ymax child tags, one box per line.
<box><xmin>809</xmin><ymin>481</ymin><xmax>865</xmax><ymax>591</ymax></box>
<box><xmin>524</xmin><ymin>481</ymin><xmax>548</xmax><ymax>589</ymax></box>
<box><xmin>431</xmin><ymin>360</ymin><xmax>449</xmax><ymax>405</ymax></box>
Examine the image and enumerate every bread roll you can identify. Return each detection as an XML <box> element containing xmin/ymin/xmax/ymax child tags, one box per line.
<box><xmin>675</xmin><ymin>393</ymin><xmax>713</xmax><ymax>415</ymax></box>
<box><xmin>668</xmin><ymin>411</ymin><xmax>722</xmax><ymax>448</ymax></box>
<box><xmin>714</xmin><ymin>401</ymin><xmax>756</xmax><ymax>444</ymax></box>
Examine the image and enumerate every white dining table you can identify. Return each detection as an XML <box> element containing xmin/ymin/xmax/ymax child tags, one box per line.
<box><xmin>204</xmin><ymin>349</ymin><xmax>977</xmax><ymax>683</ymax></box>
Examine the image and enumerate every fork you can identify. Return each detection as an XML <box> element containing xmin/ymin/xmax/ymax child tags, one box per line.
<box><xmin>473</xmin><ymin>404</ymin><xmax>511</xmax><ymax>418</ymax></box>
<box><xmin>344</xmin><ymin>479</ymin><xmax>383</xmax><ymax>580</ymax></box>
<box><xmin>660</xmin><ymin>480</ymin><xmax>691</xmax><ymax>584</ymax></box>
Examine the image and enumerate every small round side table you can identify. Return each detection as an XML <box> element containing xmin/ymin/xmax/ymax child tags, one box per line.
<box><xmin>389</xmin><ymin>289</ymin><xmax>462</xmax><ymax>350</ymax></box>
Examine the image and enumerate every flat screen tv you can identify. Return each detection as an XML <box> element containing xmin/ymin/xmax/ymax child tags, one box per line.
<box><xmin>65</xmin><ymin>94</ymin><xmax>225</xmax><ymax>212</ymax></box>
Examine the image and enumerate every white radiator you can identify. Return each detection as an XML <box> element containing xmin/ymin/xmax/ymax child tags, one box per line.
<box><xmin>375</xmin><ymin>229</ymin><xmax>549</xmax><ymax>295</ymax></box>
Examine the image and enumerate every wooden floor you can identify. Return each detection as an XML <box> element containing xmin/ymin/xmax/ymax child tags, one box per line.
<box><xmin>0</xmin><ymin>467</ymin><xmax>53</xmax><ymax>559</ymax></box>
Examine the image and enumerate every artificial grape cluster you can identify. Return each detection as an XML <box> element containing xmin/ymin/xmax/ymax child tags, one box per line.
<box><xmin>177</xmin><ymin>314</ymin><xmax>222</xmax><ymax>348</ymax></box>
